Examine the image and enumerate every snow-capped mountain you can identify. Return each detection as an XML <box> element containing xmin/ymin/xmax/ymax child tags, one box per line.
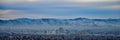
<box><xmin>0</xmin><ymin>18</ymin><xmax>120</xmax><ymax>27</ymax></box>
<box><xmin>0</xmin><ymin>18</ymin><xmax>120</xmax><ymax>34</ymax></box>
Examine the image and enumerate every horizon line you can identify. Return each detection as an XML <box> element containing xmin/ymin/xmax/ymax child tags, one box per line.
<box><xmin>0</xmin><ymin>17</ymin><xmax>120</xmax><ymax>20</ymax></box>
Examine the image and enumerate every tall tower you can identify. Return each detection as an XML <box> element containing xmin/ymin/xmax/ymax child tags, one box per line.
<box><xmin>55</xmin><ymin>27</ymin><xmax>65</xmax><ymax>35</ymax></box>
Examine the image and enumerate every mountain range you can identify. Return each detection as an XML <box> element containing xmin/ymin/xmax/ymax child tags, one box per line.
<box><xmin>0</xmin><ymin>18</ymin><xmax>120</xmax><ymax>34</ymax></box>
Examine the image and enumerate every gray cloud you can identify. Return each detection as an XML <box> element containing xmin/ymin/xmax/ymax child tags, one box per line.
<box><xmin>1</xmin><ymin>0</ymin><xmax>120</xmax><ymax>9</ymax></box>
<box><xmin>0</xmin><ymin>0</ymin><xmax>120</xmax><ymax>20</ymax></box>
<box><xmin>0</xmin><ymin>10</ymin><xmax>119</xmax><ymax>20</ymax></box>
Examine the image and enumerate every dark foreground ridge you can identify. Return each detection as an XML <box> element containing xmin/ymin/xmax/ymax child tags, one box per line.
<box><xmin>0</xmin><ymin>35</ymin><xmax>120</xmax><ymax>40</ymax></box>
<box><xmin>0</xmin><ymin>32</ymin><xmax>120</xmax><ymax>40</ymax></box>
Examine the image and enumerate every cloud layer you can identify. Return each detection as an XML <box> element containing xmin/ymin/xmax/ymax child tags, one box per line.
<box><xmin>0</xmin><ymin>0</ymin><xmax>120</xmax><ymax>20</ymax></box>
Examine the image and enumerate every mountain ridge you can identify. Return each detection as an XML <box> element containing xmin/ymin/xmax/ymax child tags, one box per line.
<box><xmin>0</xmin><ymin>18</ymin><xmax>120</xmax><ymax>27</ymax></box>
<box><xmin>0</xmin><ymin>18</ymin><xmax>120</xmax><ymax>34</ymax></box>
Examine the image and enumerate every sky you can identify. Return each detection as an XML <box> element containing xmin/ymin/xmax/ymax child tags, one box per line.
<box><xmin>0</xmin><ymin>0</ymin><xmax>120</xmax><ymax>20</ymax></box>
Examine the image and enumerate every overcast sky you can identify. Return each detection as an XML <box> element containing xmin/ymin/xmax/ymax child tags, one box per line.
<box><xmin>0</xmin><ymin>0</ymin><xmax>120</xmax><ymax>20</ymax></box>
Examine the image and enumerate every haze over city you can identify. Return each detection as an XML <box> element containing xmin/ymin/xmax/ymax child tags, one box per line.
<box><xmin>0</xmin><ymin>0</ymin><xmax>120</xmax><ymax>40</ymax></box>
